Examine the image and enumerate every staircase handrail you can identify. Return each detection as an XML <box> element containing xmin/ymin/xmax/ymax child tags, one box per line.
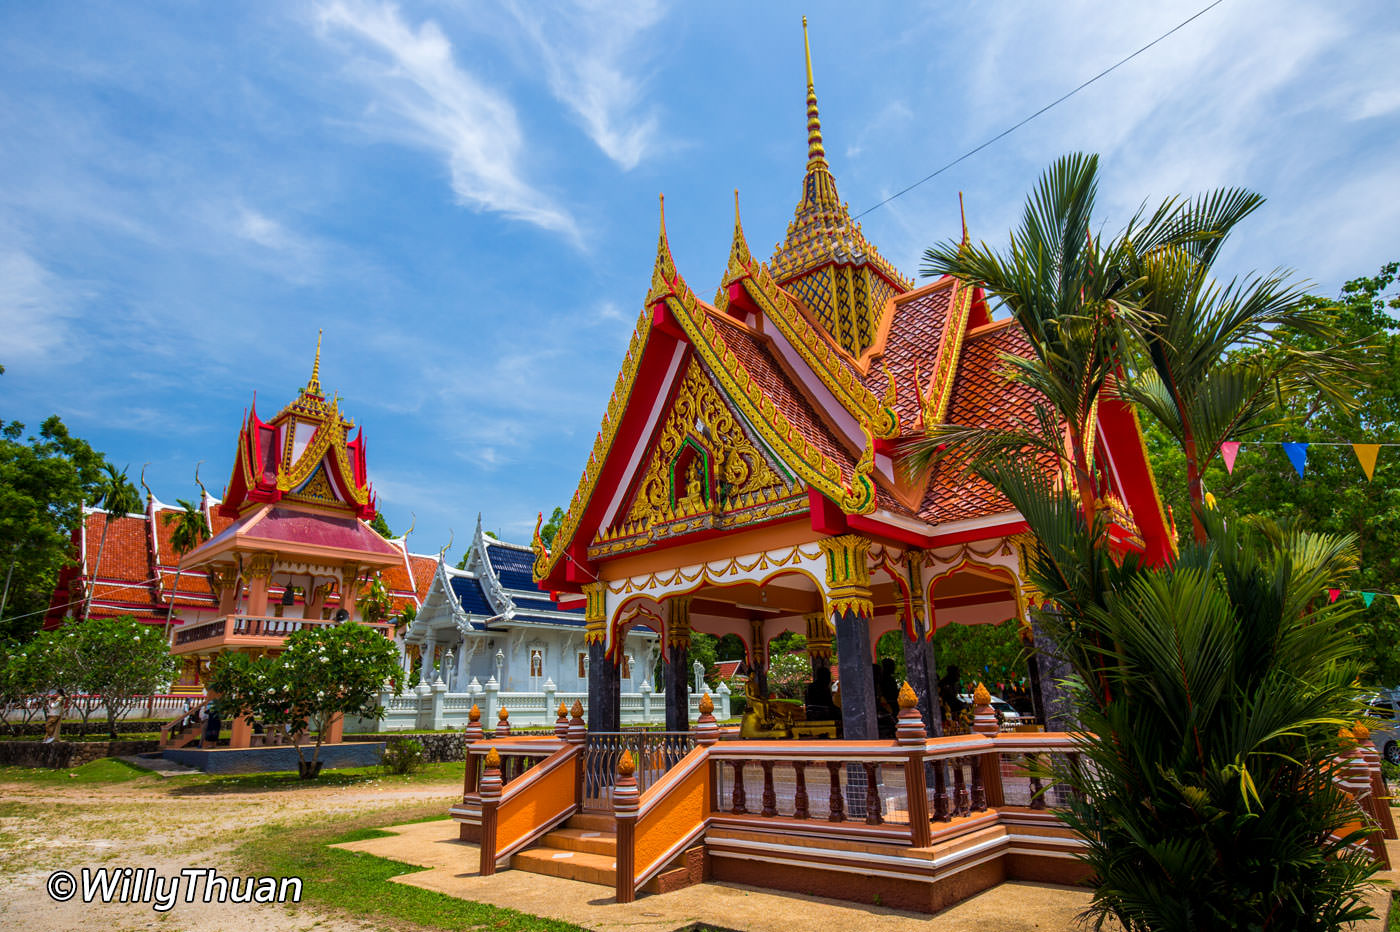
<box><xmin>159</xmin><ymin>699</ymin><xmax>209</xmax><ymax>747</ymax></box>
<box><xmin>627</xmin><ymin>744</ymin><xmax>711</xmax><ymax>895</ymax></box>
<box><xmin>480</xmin><ymin>742</ymin><xmax>581</xmax><ymax>873</ymax></box>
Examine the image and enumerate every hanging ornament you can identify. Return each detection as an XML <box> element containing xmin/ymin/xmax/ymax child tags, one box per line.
<box><xmin>1282</xmin><ymin>442</ymin><xmax>1309</xmax><ymax>478</ymax></box>
<box><xmin>1352</xmin><ymin>444</ymin><xmax>1381</xmax><ymax>481</ymax></box>
<box><xmin>1221</xmin><ymin>441</ymin><xmax>1241</xmax><ymax>474</ymax></box>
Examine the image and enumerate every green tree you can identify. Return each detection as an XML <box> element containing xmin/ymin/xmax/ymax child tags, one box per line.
<box><xmin>47</xmin><ymin>615</ymin><xmax>178</xmax><ymax>738</ymax></box>
<box><xmin>931</xmin><ymin>618</ymin><xmax>1026</xmax><ymax>691</ymax></box>
<box><xmin>1121</xmin><ymin>214</ymin><xmax>1362</xmax><ymax>541</ymax></box>
<box><xmin>0</xmin><ymin>416</ymin><xmax>110</xmax><ymax>641</ymax></box>
<box><xmin>539</xmin><ymin>506</ymin><xmax>566</xmax><ymax>548</ymax></box>
<box><xmin>209</xmin><ymin>622</ymin><xmax>404</xmax><ymax>778</ymax></box>
<box><xmin>1149</xmin><ymin>262</ymin><xmax>1400</xmax><ymax>681</ymax></box>
<box><xmin>369</xmin><ymin>512</ymin><xmax>394</xmax><ymax>538</ymax></box>
<box><xmin>162</xmin><ymin>498</ymin><xmax>211</xmax><ymax>637</ymax></box>
<box><xmin>355</xmin><ymin>574</ymin><xmax>393</xmax><ymax>624</ymax></box>
<box><xmin>0</xmin><ymin>638</ymin><xmax>54</xmax><ymax>735</ymax></box>
<box><xmin>767</xmin><ymin>651</ymin><xmax>812</xmax><ymax>700</ymax></box>
<box><xmin>82</xmin><ymin>463</ymin><xmax>142</xmax><ymax>621</ymax></box>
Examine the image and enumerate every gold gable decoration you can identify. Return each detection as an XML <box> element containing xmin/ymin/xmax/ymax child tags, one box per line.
<box><xmin>287</xmin><ymin>465</ymin><xmax>340</xmax><ymax>506</ymax></box>
<box><xmin>626</xmin><ymin>361</ymin><xmax>787</xmax><ymax>526</ymax></box>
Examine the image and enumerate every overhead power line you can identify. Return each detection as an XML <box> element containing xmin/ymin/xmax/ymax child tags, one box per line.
<box><xmin>852</xmin><ymin>0</ymin><xmax>1228</xmax><ymax>220</ymax></box>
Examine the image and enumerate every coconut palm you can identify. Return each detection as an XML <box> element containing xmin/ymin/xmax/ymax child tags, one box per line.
<box><xmin>82</xmin><ymin>464</ymin><xmax>142</xmax><ymax>621</ymax></box>
<box><xmin>162</xmin><ymin>498</ymin><xmax>211</xmax><ymax>637</ymax></box>
<box><xmin>992</xmin><ymin>456</ymin><xmax>1377</xmax><ymax>929</ymax></box>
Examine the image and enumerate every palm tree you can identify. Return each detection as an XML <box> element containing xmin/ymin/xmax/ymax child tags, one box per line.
<box><xmin>1122</xmin><ymin>231</ymin><xmax>1364</xmax><ymax>541</ymax></box>
<box><xmin>82</xmin><ymin>464</ymin><xmax>142</xmax><ymax>621</ymax></box>
<box><xmin>992</xmin><ymin>456</ymin><xmax>1377</xmax><ymax>929</ymax></box>
<box><xmin>162</xmin><ymin>498</ymin><xmax>211</xmax><ymax>638</ymax></box>
<box><xmin>908</xmin><ymin>153</ymin><xmax>1292</xmax><ymax>527</ymax></box>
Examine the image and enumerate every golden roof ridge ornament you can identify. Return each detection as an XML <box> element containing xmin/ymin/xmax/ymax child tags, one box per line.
<box><xmin>308</xmin><ymin>329</ymin><xmax>323</xmax><ymax>398</ymax></box>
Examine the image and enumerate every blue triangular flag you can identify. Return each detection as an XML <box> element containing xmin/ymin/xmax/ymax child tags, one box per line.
<box><xmin>1281</xmin><ymin>442</ymin><xmax>1309</xmax><ymax>477</ymax></box>
<box><xmin>1363</xmin><ymin>592</ymin><xmax>1375</xmax><ymax>608</ymax></box>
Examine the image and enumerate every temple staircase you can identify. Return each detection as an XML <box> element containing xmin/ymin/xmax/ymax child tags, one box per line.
<box><xmin>511</xmin><ymin>812</ymin><xmax>705</xmax><ymax>893</ymax></box>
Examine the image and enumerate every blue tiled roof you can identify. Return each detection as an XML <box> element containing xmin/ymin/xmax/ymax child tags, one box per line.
<box><xmin>486</xmin><ymin>544</ymin><xmax>539</xmax><ymax>593</ymax></box>
<box><xmin>510</xmin><ymin>611</ymin><xmax>588</xmax><ymax>627</ymax></box>
<box><xmin>448</xmin><ymin>575</ymin><xmax>493</xmax><ymax>616</ymax></box>
<box><xmin>514</xmin><ymin>594</ymin><xmax>583</xmax><ymax>616</ymax></box>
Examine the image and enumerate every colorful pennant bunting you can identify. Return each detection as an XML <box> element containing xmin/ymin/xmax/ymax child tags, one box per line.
<box><xmin>1328</xmin><ymin>588</ymin><xmax>1341</xmax><ymax>603</ymax></box>
<box><xmin>1281</xmin><ymin>442</ymin><xmax>1309</xmax><ymax>478</ymax></box>
<box><xmin>1363</xmin><ymin>592</ymin><xmax>1375</xmax><ymax>608</ymax></box>
<box><xmin>1353</xmin><ymin>443</ymin><xmax>1380</xmax><ymax>481</ymax></box>
<box><xmin>1221</xmin><ymin>441</ymin><xmax>1241</xmax><ymax>474</ymax></box>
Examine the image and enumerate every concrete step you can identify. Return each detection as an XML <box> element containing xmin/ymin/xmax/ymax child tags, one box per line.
<box><xmin>541</xmin><ymin>827</ymin><xmax>617</xmax><ymax>856</ymax></box>
<box><xmin>512</xmin><ymin>847</ymin><xmax>616</xmax><ymax>886</ymax></box>
<box><xmin>565</xmin><ymin>812</ymin><xmax>616</xmax><ymax>833</ymax></box>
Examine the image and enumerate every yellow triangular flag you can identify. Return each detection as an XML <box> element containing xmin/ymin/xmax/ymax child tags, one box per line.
<box><xmin>1352</xmin><ymin>444</ymin><xmax>1380</xmax><ymax>480</ymax></box>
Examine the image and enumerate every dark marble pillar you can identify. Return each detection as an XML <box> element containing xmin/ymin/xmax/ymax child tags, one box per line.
<box><xmin>587</xmin><ymin>640</ymin><xmax>620</xmax><ymax>733</ymax></box>
<box><xmin>664</xmin><ymin>642</ymin><xmax>689</xmax><ymax>732</ymax></box>
<box><xmin>834</xmin><ymin>609</ymin><xmax>877</xmax><ymax>739</ymax></box>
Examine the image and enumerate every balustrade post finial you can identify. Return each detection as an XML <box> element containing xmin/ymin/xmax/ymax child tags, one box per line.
<box><xmin>694</xmin><ymin>690</ymin><xmax>719</xmax><ymax>746</ymax></box>
<box><xmin>971</xmin><ymin>682</ymin><xmax>998</xmax><ymax>736</ymax></box>
<box><xmin>567</xmin><ymin>699</ymin><xmax>587</xmax><ymax>744</ymax></box>
<box><xmin>613</xmin><ymin>750</ymin><xmax>640</xmax><ymax>904</ymax></box>
<box><xmin>464</xmin><ymin>703</ymin><xmax>484</xmax><ymax>742</ymax></box>
<box><xmin>478</xmin><ymin>747</ymin><xmax>503</xmax><ymax>876</ymax></box>
<box><xmin>554</xmin><ymin>701</ymin><xmax>570</xmax><ymax>739</ymax></box>
<box><xmin>496</xmin><ymin>705</ymin><xmax>511</xmax><ymax>737</ymax></box>
<box><xmin>896</xmin><ymin>681</ymin><xmax>927</xmax><ymax>745</ymax></box>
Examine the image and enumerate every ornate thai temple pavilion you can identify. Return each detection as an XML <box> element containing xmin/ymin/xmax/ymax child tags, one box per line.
<box><xmin>529</xmin><ymin>22</ymin><xmax>1172</xmax><ymax>744</ymax></box>
<box><xmin>160</xmin><ymin>340</ymin><xmax>434</xmax><ymax>735</ymax></box>
<box><xmin>437</xmin><ymin>27</ymin><xmax>1195</xmax><ymax>910</ymax></box>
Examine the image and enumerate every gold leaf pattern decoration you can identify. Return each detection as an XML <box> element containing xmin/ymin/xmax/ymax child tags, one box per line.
<box><xmin>626</xmin><ymin>361</ymin><xmax>786</xmax><ymax>526</ymax></box>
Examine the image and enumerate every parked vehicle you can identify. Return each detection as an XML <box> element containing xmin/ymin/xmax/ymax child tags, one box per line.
<box><xmin>957</xmin><ymin>692</ymin><xmax>1022</xmax><ymax>726</ymax></box>
<box><xmin>1365</xmin><ymin>690</ymin><xmax>1400</xmax><ymax>764</ymax></box>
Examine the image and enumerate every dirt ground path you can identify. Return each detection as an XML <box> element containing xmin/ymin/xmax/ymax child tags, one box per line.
<box><xmin>1</xmin><ymin>770</ymin><xmax>1394</xmax><ymax>932</ymax></box>
<box><xmin>0</xmin><ymin>772</ymin><xmax>459</xmax><ymax>932</ymax></box>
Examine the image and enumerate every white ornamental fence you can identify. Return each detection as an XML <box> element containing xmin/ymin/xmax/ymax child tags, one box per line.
<box><xmin>349</xmin><ymin>677</ymin><xmax>732</xmax><ymax>733</ymax></box>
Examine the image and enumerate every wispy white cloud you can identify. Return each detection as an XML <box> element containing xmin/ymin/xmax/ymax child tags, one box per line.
<box><xmin>0</xmin><ymin>250</ymin><xmax>72</xmax><ymax>366</ymax></box>
<box><xmin>315</xmin><ymin>0</ymin><xmax>578</xmax><ymax>239</ymax></box>
<box><xmin>506</xmin><ymin>0</ymin><xmax>667</xmax><ymax>171</ymax></box>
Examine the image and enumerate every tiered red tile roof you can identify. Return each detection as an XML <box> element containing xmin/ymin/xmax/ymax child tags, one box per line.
<box><xmin>45</xmin><ymin>497</ymin><xmax>435</xmax><ymax>629</ymax></box>
<box><xmin>533</xmin><ymin>24</ymin><xmax>1173</xmax><ymax>589</ymax></box>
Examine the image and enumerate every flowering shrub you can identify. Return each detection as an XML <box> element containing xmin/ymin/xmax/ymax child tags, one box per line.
<box><xmin>209</xmin><ymin>622</ymin><xmax>404</xmax><ymax>777</ymax></box>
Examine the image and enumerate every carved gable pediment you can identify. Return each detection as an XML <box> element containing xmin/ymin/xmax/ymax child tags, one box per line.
<box><xmin>591</xmin><ymin>360</ymin><xmax>806</xmax><ymax>558</ymax></box>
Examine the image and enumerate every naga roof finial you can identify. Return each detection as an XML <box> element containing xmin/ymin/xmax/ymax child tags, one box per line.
<box><xmin>307</xmin><ymin>329</ymin><xmax>323</xmax><ymax>397</ymax></box>
<box><xmin>802</xmin><ymin>16</ymin><xmax>827</xmax><ymax>172</ymax></box>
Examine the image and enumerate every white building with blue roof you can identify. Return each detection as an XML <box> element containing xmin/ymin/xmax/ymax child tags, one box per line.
<box><xmin>379</xmin><ymin>517</ymin><xmax>695</xmax><ymax>729</ymax></box>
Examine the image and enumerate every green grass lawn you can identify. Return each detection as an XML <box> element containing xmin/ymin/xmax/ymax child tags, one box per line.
<box><xmin>236</xmin><ymin>808</ymin><xmax>586</xmax><ymax>932</ymax></box>
<box><xmin>0</xmin><ymin>757</ymin><xmax>466</xmax><ymax>791</ymax></box>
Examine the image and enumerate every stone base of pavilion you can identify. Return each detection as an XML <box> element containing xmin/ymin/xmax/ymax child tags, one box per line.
<box><xmin>336</xmin><ymin>817</ymin><xmax>1098</xmax><ymax>931</ymax></box>
<box><xmin>161</xmin><ymin>741</ymin><xmax>385</xmax><ymax>774</ymax></box>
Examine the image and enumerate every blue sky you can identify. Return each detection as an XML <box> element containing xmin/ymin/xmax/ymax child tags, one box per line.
<box><xmin>2</xmin><ymin>1</ymin><xmax>1397</xmax><ymax>559</ymax></box>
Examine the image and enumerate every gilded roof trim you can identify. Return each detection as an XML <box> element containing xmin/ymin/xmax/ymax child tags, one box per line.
<box><xmin>668</xmin><ymin>290</ymin><xmax>877</xmax><ymax>515</ymax></box>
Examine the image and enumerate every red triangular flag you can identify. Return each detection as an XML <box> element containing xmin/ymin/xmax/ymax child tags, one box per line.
<box><xmin>1327</xmin><ymin>588</ymin><xmax>1341</xmax><ymax>603</ymax></box>
<box><xmin>1221</xmin><ymin>441</ymin><xmax>1241</xmax><ymax>474</ymax></box>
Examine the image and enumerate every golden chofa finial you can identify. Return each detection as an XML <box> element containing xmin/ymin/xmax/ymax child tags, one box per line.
<box><xmin>802</xmin><ymin>16</ymin><xmax>826</xmax><ymax>171</ymax></box>
<box><xmin>307</xmin><ymin>329</ymin><xmax>323</xmax><ymax>397</ymax></box>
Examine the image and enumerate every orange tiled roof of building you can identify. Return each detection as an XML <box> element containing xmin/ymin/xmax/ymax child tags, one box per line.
<box><xmin>48</xmin><ymin>498</ymin><xmax>435</xmax><ymax>627</ymax></box>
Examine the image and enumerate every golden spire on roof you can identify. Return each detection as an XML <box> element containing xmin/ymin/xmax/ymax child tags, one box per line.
<box><xmin>307</xmin><ymin>329</ymin><xmax>323</xmax><ymax>398</ymax></box>
<box><xmin>769</xmin><ymin>18</ymin><xmax>913</xmax><ymax>357</ymax></box>
<box><xmin>802</xmin><ymin>16</ymin><xmax>826</xmax><ymax>173</ymax></box>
